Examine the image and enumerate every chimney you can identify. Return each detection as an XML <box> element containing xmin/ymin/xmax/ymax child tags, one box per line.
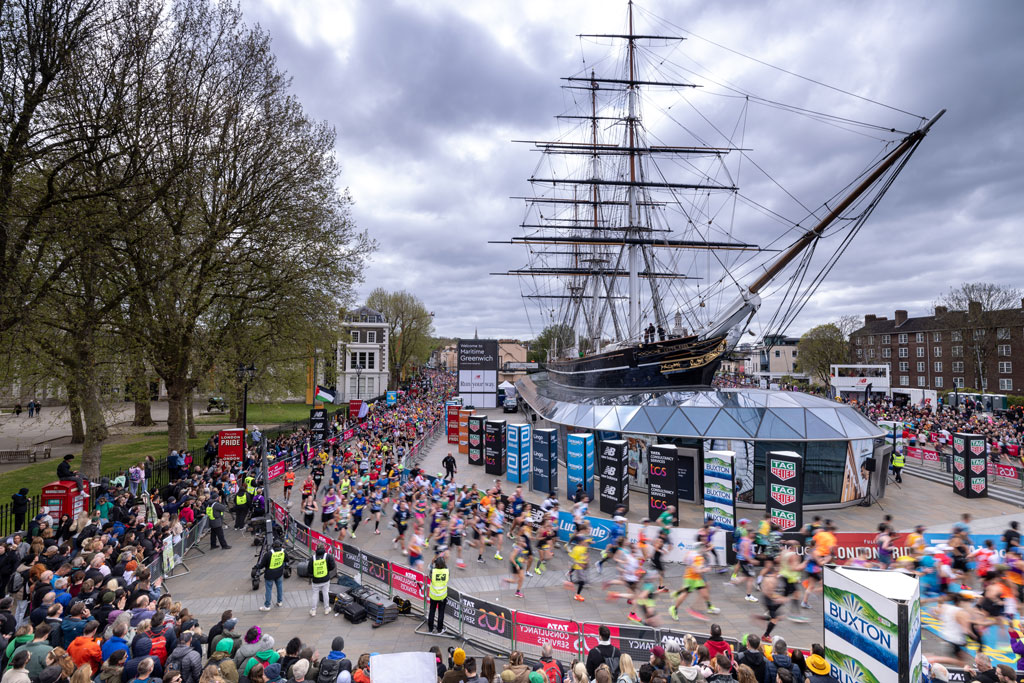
<box><xmin>934</xmin><ymin>306</ymin><xmax>947</xmax><ymax>317</ymax></box>
<box><xmin>864</xmin><ymin>314</ymin><xmax>876</xmax><ymax>325</ymax></box>
<box><xmin>895</xmin><ymin>310</ymin><xmax>908</xmax><ymax>326</ymax></box>
<box><xmin>968</xmin><ymin>300</ymin><xmax>982</xmax><ymax>317</ymax></box>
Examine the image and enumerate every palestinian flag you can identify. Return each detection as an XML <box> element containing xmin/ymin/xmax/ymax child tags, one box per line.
<box><xmin>315</xmin><ymin>385</ymin><xmax>335</xmax><ymax>404</ymax></box>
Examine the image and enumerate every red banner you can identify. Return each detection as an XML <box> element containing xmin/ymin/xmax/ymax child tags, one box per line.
<box><xmin>514</xmin><ymin>612</ymin><xmax>579</xmax><ymax>654</ymax></box>
<box><xmin>309</xmin><ymin>530</ymin><xmax>343</xmax><ymax>562</ymax></box>
<box><xmin>390</xmin><ymin>563</ymin><xmax>425</xmax><ymax>601</ymax></box>
<box><xmin>349</xmin><ymin>400</ymin><xmax>363</xmax><ymax>419</ymax></box>
<box><xmin>907</xmin><ymin>446</ymin><xmax>939</xmax><ymax>462</ymax></box>
<box><xmin>342</xmin><ymin>428</ymin><xmax>355</xmax><ymax>441</ymax></box>
<box><xmin>217</xmin><ymin>428</ymin><xmax>245</xmax><ymax>463</ymax></box>
<box><xmin>988</xmin><ymin>463</ymin><xmax>1019</xmax><ymax>480</ymax></box>
<box><xmin>272</xmin><ymin>501</ymin><xmax>288</xmax><ymax>526</ymax></box>
<box><xmin>268</xmin><ymin>461</ymin><xmax>287</xmax><ymax>481</ymax></box>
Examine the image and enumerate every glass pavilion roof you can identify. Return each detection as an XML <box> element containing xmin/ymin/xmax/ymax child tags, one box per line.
<box><xmin>515</xmin><ymin>374</ymin><xmax>884</xmax><ymax>442</ymax></box>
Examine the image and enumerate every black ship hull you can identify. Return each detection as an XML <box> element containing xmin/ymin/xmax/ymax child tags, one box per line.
<box><xmin>544</xmin><ymin>335</ymin><xmax>728</xmax><ymax>390</ymax></box>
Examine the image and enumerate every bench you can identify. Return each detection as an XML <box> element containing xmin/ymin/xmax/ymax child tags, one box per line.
<box><xmin>0</xmin><ymin>446</ymin><xmax>52</xmax><ymax>464</ymax></box>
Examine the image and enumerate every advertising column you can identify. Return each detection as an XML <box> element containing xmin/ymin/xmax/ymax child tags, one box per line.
<box><xmin>467</xmin><ymin>414</ymin><xmax>486</xmax><ymax>466</ymax></box>
<box><xmin>532</xmin><ymin>428</ymin><xmax>558</xmax><ymax>494</ymax></box>
<box><xmin>566</xmin><ymin>433</ymin><xmax>588</xmax><ymax>501</ymax></box>
<box><xmin>582</xmin><ymin>433</ymin><xmax>595</xmax><ymax>501</ymax></box>
<box><xmin>446</xmin><ymin>403</ymin><xmax>461</xmax><ymax>444</ymax></box>
<box><xmin>484</xmin><ymin>420</ymin><xmax>507</xmax><ymax>476</ymax></box>
<box><xmin>507</xmin><ymin>424</ymin><xmax>531</xmax><ymax>484</ymax></box>
<box><xmin>458</xmin><ymin>408</ymin><xmax>472</xmax><ymax>455</ymax></box>
<box><xmin>765</xmin><ymin>451</ymin><xmax>803</xmax><ymax>532</ymax></box>
<box><xmin>953</xmin><ymin>432</ymin><xmax>988</xmax><ymax>498</ymax></box>
<box><xmin>823</xmin><ymin>566</ymin><xmax>922</xmax><ymax>683</ymax></box>
<box><xmin>703</xmin><ymin>450</ymin><xmax>736</xmax><ymax>533</ymax></box>
<box><xmin>309</xmin><ymin>408</ymin><xmax>327</xmax><ymax>442</ymax></box>
<box><xmin>598</xmin><ymin>439</ymin><xmax>629</xmax><ymax>514</ymax></box>
<box><xmin>647</xmin><ymin>444</ymin><xmax>677</xmax><ymax>521</ymax></box>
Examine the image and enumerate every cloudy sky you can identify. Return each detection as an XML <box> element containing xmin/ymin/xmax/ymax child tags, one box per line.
<box><xmin>242</xmin><ymin>0</ymin><xmax>1024</xmax><ymax>341</ymax></box>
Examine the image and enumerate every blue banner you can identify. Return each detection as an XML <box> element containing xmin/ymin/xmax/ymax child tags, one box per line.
<box><xmin>556</xmin><ymin>510</ymin><xmax>622</xmax><ymax>550</ymax></box>
<box><xmin>583</xmin><ymin>433</ymin><xmax>595</xmax><ymax>501</ymax></box>
<box><xmin>507</xmin><ymin>424</ymin><xmax>531</xmax><ymax>484</ymax></box>
<box><xmin>532</xmin><ymin>428</ymin><xmax>557</xmax><ymax>494</ymax></box>
<box><xmin>386</xmin><ymin>390</ymin><xmax>398</xmax><ymax>406</ymax></box>
<box><xmin>567</xmin><ymin>433</ymin><xmax>586</xmax><ymax>501</ymax></box>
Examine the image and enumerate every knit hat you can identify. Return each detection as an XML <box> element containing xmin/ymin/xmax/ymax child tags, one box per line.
<box><xmin>651</xmin><ymin>646</ymin><xmax>665</xmax><ymax>660</ymax></box>
<box><xmin>453</xmin><ymin>649</ymin><xmax>466</xmax><ymax>666</ymax></box>
<box><xmin>224</xmin><ymin>618</ymin><xmax>238</xmax><ymax>630</ymax></box>
<box><xmin>500</xmin><ymin>672</ymin><xmax>516</xmax><ymax>683</ymax></box>
<box><xmin>216</xmin><ymin>638</ymin><xmax>235</xmax><ymax>654</ymax></box>
<box><xmin>807</xmin><ymin>656</ymin><xmax>829</xmax><ymax>676</ymax></box>
<box><xmin>264</xmin><ymin>664</ymin><xmax>282</xmax><ymax>681</ymax></box>
<box><xmin>292</xmin><ymin>660</ymin><xmax>310</xmax><ymax>680</ymax></box>
<box><xmin>529</xmin><ymin>673</ymin><xmax>545</xmax><ymax>683</ymax></box>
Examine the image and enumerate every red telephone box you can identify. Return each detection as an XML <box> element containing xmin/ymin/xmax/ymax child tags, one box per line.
<box><xmin>41</xmin><ymin>480</ymin><xmax>90</xmax><ymax>518</ymax></box>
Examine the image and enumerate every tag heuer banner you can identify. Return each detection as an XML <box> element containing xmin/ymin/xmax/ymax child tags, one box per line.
<box><xmin>532</xmin><ymin>428</ymin><xmax>558</xmax><ymax>494</ymax></box>
<box><xmin>484</xmin><ymin>419</ymin><xmax>507</xmax><ymax>476</ymax></box>
<box><xmin>598</xmin><ymin>439</ymin><xmax>629</xmax><ymax>515</ymax></box>
<box><xmin>648</xmin><ymin>444</ymin><xmax>678</xmax><ymax>521</ymax></box>
<box><xmin>953</xmin><ymin>432</ymin><xmax>987</xmax><ymax>499</ymax></box>
<box><xmin>765</xmin><ymin>450</ymin><xmax>803</xmax><ymax>531</ymax></box>
<box><xmin>703</xmin><ymin>450</ymin><xmax>735</xmax><ymax>532</ymax></box>
<box><xmin>506</xmin><ymin>424</ymin><xmax>531</xmax><ymax>484</ymax></box>
<box><xmin>467</xmin><ymin>414</ymin><xmax>486</xmax><ymax>466</ymax></box>
<box><xmin>566</xmin><ymin>433</ymin><xmax>595</xmax><ymax>502</ymax></box>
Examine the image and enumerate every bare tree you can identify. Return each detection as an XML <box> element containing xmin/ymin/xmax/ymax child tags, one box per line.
<box><xmin>937</xmin><ymin>282</ymin><xmax>1023</xmax><ymax>391</ymax></box>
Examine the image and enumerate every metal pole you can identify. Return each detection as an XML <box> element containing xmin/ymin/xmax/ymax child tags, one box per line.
<box><xmin>242</xmin><ymin>381</ymin><xmax>249</xmax><ymax>437</ymax></box>
<box><xmin>261</xmin><ymin>437</ymin><xmax>272</xmax><ymax>539</ymax></box>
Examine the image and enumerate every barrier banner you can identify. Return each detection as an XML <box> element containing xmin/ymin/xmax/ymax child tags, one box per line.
<box><xmin>507</xmin><ymin>424</ymin><xmax>531</xmax><ymax>484</ymax></box>
<box><xmin>467</xmin><ymin>414</ymin><xmax>486</xmax><ymax>466</ymax></box>
<box><xmin>445</xmin><ymin>588</ymin><xmax>513</xmax><ymax>642</ymax></box>
<box><xmin>989</xmin><ymin>463</ymin><xmax>1019</xmax><ymax>480</ymax></box>
<box><xmin>268</xmin><ymin>461</ymin><xmax>287</xmax><ymax>481</ymax></box>
<box><xmin>532</xmin><ymin>428</ymin><xmax>558</xmax><ymax>494</ymax></box>
<box><xmin>271</xmin><ymin>501</ymin><xmax>289</xmax><ymax>527</ymax></box>
<box><xmin>556</xmin><ymin>511</ymin><xmax>620</xmax><ymax>550</ymax></box>
<box><xmin>458</xmin><ymin>408</ymin><xmax>472</xmax><ymax>455</ymax></box>
<box><xmin>309</xmin><ymin>530</ymin><xmax>343</xmax><ymax>563</ymax></box>
<box><xmin>703</xmin><ymin>450</ymin><xmax>735</xmax><ymax>532</ymax></box>
<box><xmin>627</xmin><ymin>523</ymin><xmax>727</xmax><ymax>564</ymax></box>
<box><xmin>906</xmin><ymin>446</ymin><xmax>940</xmax><ymax>462</ymax></box>
<box><xmin>598</xmin><ymin>439</ymin><xmax>629</xmax><ymax>514</ymax></box>
<box><xmin>484</xmin><ymin>420</ymin><xmax>507</xmax><ymax>476</ymax></box>
<box><xmin>390</xmin><ymin>562</ymin><xmax>425</xmax><ymax>601</ymax></box>
<box><xmin>341</xmin><ymin>542</ymin><xmax>362</xmax><ymax>571</ymax></box>
<box><xmin>952</xmin><ymin>432</ymin><xmax>988</xmax><ymax>498</ymax></box>
<box><xmin>766</xmin><ymin>450</ymin><xmax>803</xmax><ymax>532</ymax></box>
<box><xmin>648</xmin><ymin>444</ymin><xmax>678</xmax><ymax>520</ymax></box>
<box><xmin>447</xmin><ymin>404</ymin><xmax>461</xmax><ymax>445</ymax></box>
<box><xmin>581</xmin><ymin>622</ymin><xmax>659</xmax><ymax>663</ymax></box>
<box><xmin>514</xmin><ymin>611</ymin><xmax>580</xmax><ymax>655</ymax></box>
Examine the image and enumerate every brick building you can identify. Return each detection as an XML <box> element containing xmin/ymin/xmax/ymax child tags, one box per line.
<box><xmin>849</xmin><ymin>301</ymin><xmax>1024</xmax><ymax>395</ymax></box>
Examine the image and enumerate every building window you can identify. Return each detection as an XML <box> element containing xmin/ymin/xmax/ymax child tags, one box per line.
<box><xmin>982</xmin><ymin>378</ymin><xmax>988</xmax><ymax>390</ymax></box>
<box><xmin>366</xmin><ymin>331</ymin><xmax>377</xmax><ymax>343</ymax></box>
<box><xmin>934</xmin><ymin>361</ymin><xmax>943</xmax><ymax>373</ymax></box>
<box><xmin>900</xmin><ymin>376</ymin><xmax>909</xmax><ymax>386</ymax></box>
<box><xmin>952</xmin><ymin>331</ymin><xmax>963</xmax><ymax>342</ymax></box>
<box><xmin>867</xmin><ymin>335</ymin><xmax>874</xmax><ymax>345</ymax></box>
<box><xmin>774</xmin><ymin>350</ymin><xmax>780</xmax><ymax>358</ymax></box>
<box><xmin>999</xmin><ymin>344</ymin><xmax>1011</xmax><ymax>356</ymax></box>
<box><xmin>882</xmin><ymin>348</ymin><xmax>891</xmax><ymax>358</ymax></box>
<box><xmin>918</xmin><ymin>376</ymin><xmax>926</xmax><ymax>387</ymax></box>
<box><xmin>350</xmin><ymin>351</ymin><xmax>376</xmax><ymax>370</ymax></box>
<box><xmin>954</xmin><ymin>377</ymin><xmax>965</xmax><ymax>388</ymax></box>
<box><xmin>366</xmin><ymin>352</ymin><xmax>376</xmax><ymax>370</ymax></box>
<box><xmin>898</xmin><ymin>333</ymin><xmax>908</xmax><ymax>344</ymax></box>
<box><xmin>916</xmin><ymin>347</ymin><xmax>924</xmax><ymax>358</ymax></box>
<box><xmin>855</xmin><ymin>336</ymin><xmax>862</xmax><ymax>346</ymax></box>
<box><xmin>916</xmin><ymin>332</ymin><xmax>925</xmax><ymax>342</ymax></box>
<box><xmin>855</xmin><ymin>348</ymin><xmax>862</xmax><ymax>359</ymax></box>
<box><xmin>882</xmin><ymin>334</ymin><xmax>891</xmax><ymax>345</ymax></box>
<box><xmin>933</xmin><ymin>346</ymin><xmax>941</xmax><ymax>357</ymax></box>
<box><xmin>998</xmin><ymin>327</ymin><xmax>1010</xmax><ymax>340</ymax></box>
<box><xmin>898</xmin><ymin>348</ymin><xmax>908</xmax><ymax>358</ymax></box>
<box><xmin>917</xmin><ymin>362</ymin><xmax>925</xmax><ymax>373</ymax></box>
<box><xmin>350</xmin><ymin>330</ymin><xmax>359</xmax><ymax>343</ymax></box>
<box><xmin>933</xmin><ymin>332</ymin><xmax>942</xmax><ymax>342</ymax></box>
<box><xmin>973</xmin><ymin>328</ymin><xmax>986</xmax><ymax>339</ymax></box>
<box><xmin>952</xmin><ymin>361</ymin><xmax>964</xmax><ymax>373</ymax></box>
<box><xmin>935</xmin><ymin>377</ymin><xmax>943</xmax><ymax>388</ymax></box>
<box><xmin>899</xmin><ymin>362</ymin><xmax>909</xmax><ymax>372</ymax></box>
<box><xmin>868</xmin><ymin>349</ymin><xmax>875</xmax><ymax>359</ymax></box>
<box><xmin>1000</xmin><ymin>378</ymin><xmax>1013</xmax><ymax>391</ymax></box>
<box><xmin>999</xmin><ymin>361</ymin><xmax>1012</xmax><ymax>374</ymax></box>
<box><xmin>952</xmin><ymin>346</ymin><xmax>963</xmax><ymax>357</ymax></box>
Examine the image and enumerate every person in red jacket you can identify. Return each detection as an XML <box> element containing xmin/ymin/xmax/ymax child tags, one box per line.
<box><xmin>704</xmin><ymin>624</ymin><xmax>733</xmax><ymax>666</ymax></box>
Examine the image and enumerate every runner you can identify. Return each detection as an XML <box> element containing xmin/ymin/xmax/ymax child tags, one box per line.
<box><xmin>728</xmin><ymin>526</ymin><xmax>759</xmax><ymax>603</ymax></box>
<box><xmin>753</xmin><ymin>564</ymin><xmax>786</xmax><ymax>640</ymax></box>
<box><xmin>335</xmin><ymin>495</ymin><xmax>350</xmax><ymax>540</ymax></box>
<box><xmin>778</xmin><ymin>541</ymin><xmax>808</xmax><ymax>623</ymax></box>
<box><xmin>321</xmin><ymin>486</ymin><xmax>339</xmax><ymax>533</ymax></box>
<box><xmin>669</xmin><ymin>549</ymin><xmax>720</xmax><ymax>620</ymax></box>
<box><xmin>503</xmin><ymin>535</ymin><xmax>527</xmax><ymax>598</ymax></box>
<box><xmin>350</xmin><ymin>488</ymin><xmax>365</xmax><ymax>539</ymax></box>
<box><xmin>393</xmin><ymin>499</ymin><xmax>410</xmax><ymax>554</ymax></box>
<box><xmin>370</xmin><ymin>487</ymin><xmax>384</xmax><ymax>535</ymax></box>
<box><xmin>925</xmin><ymin>592</ymin><xmax>973</xmax><ymax>667</ymax></box>
<box><xmin>649</xmin><ymin>533</ymin><xmax>667</xmax><ymax>592</ymax></box>
<box><xmin>564</xmin><ymin>534</ymin><xmax>591</xmax><ymax>602</ymax></box>
<box><xmin>536</xmin><ymin>517</ymin><xmax>555</xmax><ymax>575</ymax></box>
<box><xmin>491</xmin><ymin>501</ymin><xmax>506</xmax><ymax>561</ymax></box>
<box><xmin>449</xmin><ymin>511</ymin><xmax>466</xmax><ymax>569</ymax></box>
<box><xmin>282</xmin><ymin>466</ymin><xmax>296</xmax><ymax>504</ymax></box>
<box><xmin>800</xmin><ymin>526</ymin><xmax>834</xmax><ymax>609</ymax></box>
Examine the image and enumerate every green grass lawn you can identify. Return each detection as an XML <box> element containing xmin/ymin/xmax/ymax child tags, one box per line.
<box><xmin>0</xmin><ymin>431</ymin><xmax>217</xmax><ymax>504</ymax></box>
<box><xmin>195</xmin><ymin>402</ymin><xmax>340</xmax><ymax>426</ymax></box>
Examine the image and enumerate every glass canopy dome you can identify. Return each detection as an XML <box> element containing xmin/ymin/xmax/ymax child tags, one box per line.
<box><xmin>516</xmin><ymin>373</ymin><xmax>885</xmax><ymax>442</ymax></box>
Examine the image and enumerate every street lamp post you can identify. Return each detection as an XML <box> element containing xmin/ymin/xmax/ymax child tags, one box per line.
<box><xmin>236</xmin><ymin>363</ymin><xmax>256</xmax><ymax>466</ymax></box>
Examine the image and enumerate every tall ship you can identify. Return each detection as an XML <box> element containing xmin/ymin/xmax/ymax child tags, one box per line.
<box><xmin>500</xmin><ymin>2</ymin><xmax>943</xmax><ymax>391</ymax></box>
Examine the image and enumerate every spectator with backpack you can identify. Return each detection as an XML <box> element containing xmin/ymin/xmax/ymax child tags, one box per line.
<box><xmin>533</xmin><ymin>643</ymin><xmax>563</xmax><ymax>683</ymax></box>
<box><xmin>315</xmin><ymin>637</ymin><xmax>346</xmax><ymax>683</ymax></box>
<box><xmin>585</xmin><ymin>626</ymin><xmax>620</xmax><ymax>681</ymax></box>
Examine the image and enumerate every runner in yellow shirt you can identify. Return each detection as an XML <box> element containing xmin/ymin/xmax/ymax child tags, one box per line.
<box><xmin>669</xmin><ymin>551</ymin><xmax>720</xmax><ymax>620</ymax></box>
<box><xmin>563</xmin><ymin>536</ymin><xmax>591</xmax><ymax>602</ymax></box>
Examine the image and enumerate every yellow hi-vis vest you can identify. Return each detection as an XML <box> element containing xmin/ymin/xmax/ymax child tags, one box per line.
<box><xmin>312</xmin><ymin>557</ymin><xmax>328</xmax><ymax>579</ymax></box>
<box><xmin>206</xmin><ymin>505</ymin><xmax>215</xmax><ymax>520</ymax></box>
<box><xmin>236</xmin><ymin>492</ymin><xmax>248</xmax><ymax>505</ymax></box>
<box><xmin>893</xmin><ymin>452</ymin><xmax>905</xmax><ymax>467</ymax></box>
<box><xmin>429</xmin><ymin>567</ymin><xmax>449</xmax><ymax>601</ymax></box>
<box><xmin>269</xmin><ymin>550</ymin><xmax>285</xmax><ymax>569</ymax></box>
<box><xmin>245</xmin><ymin>477</ymin><xmax>256</xmax><ymax>495</ymax></box>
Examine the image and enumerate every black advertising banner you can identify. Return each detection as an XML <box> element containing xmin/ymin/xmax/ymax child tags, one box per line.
<box><xmin>677</xmin><ymin>454</ymin><xmax>696</xmax><ymax>503</ymax></box>
<box><xmin>647</xmin><ymin>444</ymin><xmax>677</xmax><ymax>520</ymax></box>
<box><xmin>361</xmin><ymin>550</ymin><xmax>391</xmax><ymax>587</ymax></box>
<box><xmin>467</xmin><ymin>414</ymin><xmax>486</xmax><ymax>466</ymax></box>
<box><xmin>765</xmin><ymin>451</ymin><xmax>803</xmax><ymax>532</ymax></box>
<box><xmin>484</xmin><ymin>420</ymin><xmax>508</xmax><ymax>476</ymax></box>
<box><xmin>598</xmin><ymin>439</ymin><xmax>629</xmax><ymax>514</ymax></box>
<box><xmin>309</xmin><ymin>408</ymin><xmax>326</xmax><ymax>440</ymax></box>
<box><xmin>532</xmin><ymin>428</ymin><xmax>558</xmax><ymax>494</ymax></box>
<box><xmin>445</xmin><ymin>587</ymin><xmax>514</xmax><ymax>643</ymax></box>
<box><xmin>954</xmin><ymin>432</ymin><xmax>988</xmax><ymax>498</ymax></box>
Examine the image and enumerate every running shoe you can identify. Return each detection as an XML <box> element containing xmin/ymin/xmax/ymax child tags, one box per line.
<box><xmin>687</xmin><ymin>608</ymin><xmax>708</xmax><ymax>621</ymax></box>
<box><xmin>627</xmin><ymin>612</ymin><xmax>641</xmax><ymax>623</ymax></box>
<box><xmin>534</xmin><ymin>568</ymin><xmax>543</xmax><ymax>576</ymax></box>
<box><xmin>789</xmin><ymin>615</ymin><xmax>810</xmax><ymax>623</ymax></box>
<box><xmin>573</xmin><ymin>594</ymin><xmax>585</xmax><ymax>602</ymax></box>
<box><xmin>515</xmin><ymin>591</ymin><xmax>523</xmax><ymax>598</ymax></box>
<box><xmin>457</xmin><ymin>561</ymin><xmax>466</xmax><ymax>569</ymax></box>
<box><xmin>494</xmin><ymin>553</ymin><xmax>503</xmax><ymax>560</ymax></box>
<box><xmin>259</xmin><ymin>605</ymin><xmax>271</xmax><ymax>612</ymax></box>
<box><xmin>477</xmin><ymin>558</ymin><xmax>485</xmax><ymax>564</ymax></box>
<box><xmin>745</xmin><ymin>595</ymin><xmax>759</xmax><ymax>602</ymax></box>
<box><xmin>707</xmin><ymin>605</ymin><xmax>721</xmax><ymax>614</ymax></box>
<box><xmin>800</xmin><ymin>601</ymin><xmax>811</xmax><ymax>609</ymax></box>
<box><xmin>669</xmin><ymin>605</ymin><xmax>678</xmax><ymax>621</ymax></box>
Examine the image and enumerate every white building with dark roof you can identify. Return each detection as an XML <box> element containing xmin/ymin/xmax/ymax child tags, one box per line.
<box><xmin>338</xmin><ymin>305</ymin><xmax>389</xmax><ymax>401</ymax></box>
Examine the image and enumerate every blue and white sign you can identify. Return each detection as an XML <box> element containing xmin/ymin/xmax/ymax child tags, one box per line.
<box><xmin>556</xmin><ymin>510</ymin><xmax>622</xmax><ymax>550</ymax></box>
<box><xmin>532</xmin><ymin>428</ymin><xmax>558</xmax><ymax>494</ymax></box>
<box><xmin>386</xmin><ymin>390</ymin><xmax>398</xmax><ymax>406</ymax></box>
<box><xmin>507</xmin><ymin>424</ymin><xmax>531</xmax><ymax>484</ymax></box>
<box><xmin>566</xmin><ymin>433</ymin><xmax>587</xmax><ymax>501</ymax></box>
<box><xmin>702</xmin><ymin>450</ymin><xmax>735</xmax><ymax>532</ymax></box>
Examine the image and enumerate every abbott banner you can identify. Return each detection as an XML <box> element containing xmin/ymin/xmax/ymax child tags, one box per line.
<box><xmin>824</xmin><ymin>566</ymin><xmax>922</xmax><ymax>683</ymax></box>
<box><xmin>766</xmin><ymin>450</ymin><xmax>803</xmax><ymax>532</ymax></box>
<box><xmin>703</xmin><ymin>450</ymin><xmax>735</xmax><ymax>532</ymax></box>
<box><xmin>507</xmin><ymin>424</ymin><xmax>531</xmax><ymax>484</ymax></box>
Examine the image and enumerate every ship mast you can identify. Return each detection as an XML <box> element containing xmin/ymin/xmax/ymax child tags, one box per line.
<box><xmin>626</xmin><ymin>1</ymin><xmax>640</xmax><ymax>341</ymax></box>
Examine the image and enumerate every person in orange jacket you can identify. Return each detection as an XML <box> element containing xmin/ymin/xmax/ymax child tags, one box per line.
<box><xmin>67</xmin><ymin>620</ymin><xmax>103</xmax><ymax>675</ymax></box>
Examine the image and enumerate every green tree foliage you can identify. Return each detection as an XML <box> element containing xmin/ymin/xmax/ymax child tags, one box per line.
<box><xmin>365</xmin><ymin>289</ymin><xmax>434</xmax><ymax>389</ymax></box>
<box><xmin>530</xmin><ymin>324</ymin><xmax>574</xmax><ymax>363</ymax></box>
<box><xmin>795</xmin><ymin>323</ymin><xmax>848</xmax><ymax>387</ymax></box>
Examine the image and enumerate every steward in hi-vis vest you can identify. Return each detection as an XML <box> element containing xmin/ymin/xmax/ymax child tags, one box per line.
<box><xmin>260</xmin><ymin>542</ymin><xmax>288</xmax><ymax>611</ymax></box>
<box><xmin>426</xmin><ymin>557</ymin><xmax>450</xmax><ymax>634</ymax></box>
<box><xmin>891</xmin><ymin>448</ymin><xmax>905</xmax><ymax>484</ymax></box>
<box><xmin>306</xmin><ymin>544</ymin><xmax>336</xmax><ymax>617</ymax></box>
<box><xmin>232</xmin><ymin>487</ymin><xmax>250</xmax><ymax>531</ymax></box>
<box><xmin>205</xmin><ymin>492</ymin><xmax>230</xmax><ymax>551</ymax></box>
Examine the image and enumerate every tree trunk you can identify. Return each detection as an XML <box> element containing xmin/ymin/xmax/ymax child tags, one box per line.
<box><xmin>67</xmin><ymin>383</ymin><xmax>85</xmax><ymax>445</ymax></box>
<box><xmin>76</xmin><ymin>342</ymin><xmax>109</xmax><ymax>479</ymax></box>
<box><xmin>187</xmin><ymin>393</ymin><xmax>196</xmax><ymax>439</ymax></box>
<box><xmin>130</xmin><ymin>356</ymin><xmax>154</xmax><ymax>426</ymax></box>
<box><xmin>166</xmin><ymin>377</ymin><xmax>189</xmax><ymax>453</ymax></box>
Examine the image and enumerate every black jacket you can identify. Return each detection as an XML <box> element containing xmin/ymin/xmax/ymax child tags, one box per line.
<box><xmin>306</xmin><ymin>551</ymin><xmax>335</xmax><ymax>584</ymax></box>
<box><xmin>10</xmin><ymin>493</ymin><xmax>28</xmax><ymax>515</ymax></box>
<box><xmin>735</xmin><ymin>650</ymin><xmax>768</xmax><ymax>683</ymax></box>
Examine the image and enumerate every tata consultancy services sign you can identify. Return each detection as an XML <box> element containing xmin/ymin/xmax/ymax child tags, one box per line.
<box><xmin>765</xmin><ymin>451</ymin><xmax>802</xmax><ymax>531</ymax></box>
